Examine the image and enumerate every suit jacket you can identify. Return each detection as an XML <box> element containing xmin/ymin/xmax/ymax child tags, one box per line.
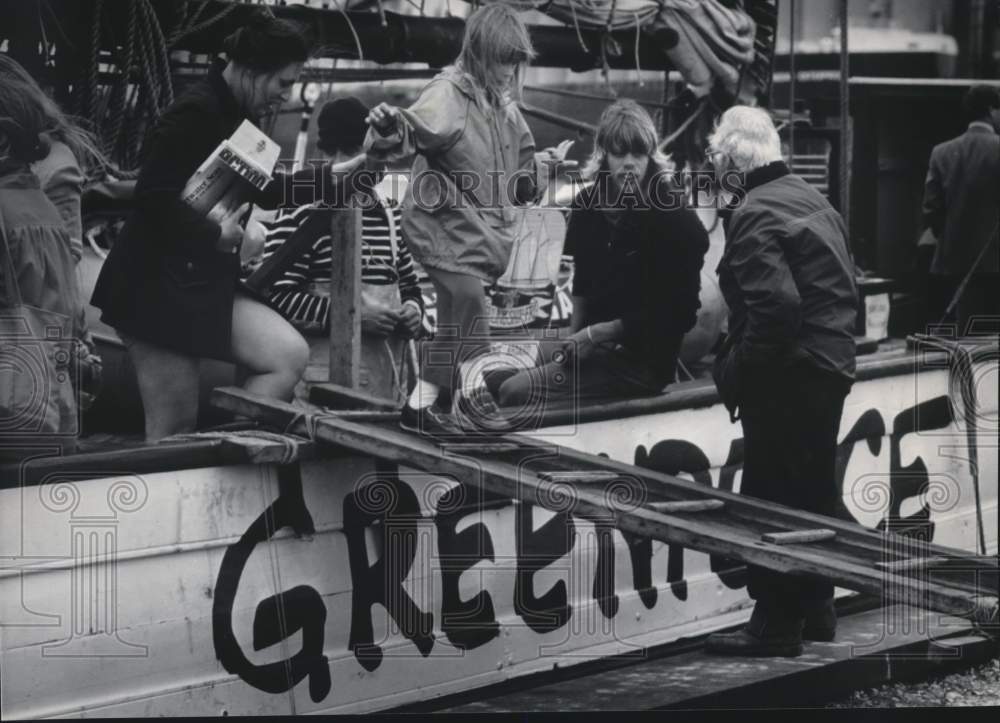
<box><xmin>91</xmin><ymin>62</ymin><xmax>340</xmax><ymax>360</ymax></box>
<box><xmin>922</xmin><ymin>122</ymin><xmax>1000</xmax><ymax>276</ymax></box>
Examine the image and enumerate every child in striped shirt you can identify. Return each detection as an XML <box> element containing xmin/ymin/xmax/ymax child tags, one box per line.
<box><xmin>260</xmin><ymin>184</ymin><xmax>424</xmax><ymax>335</ymax></box>
<box><xmin>259</xmin><ymin>97</ymin><xmax>426</xmax><ymax>400</ymax></box>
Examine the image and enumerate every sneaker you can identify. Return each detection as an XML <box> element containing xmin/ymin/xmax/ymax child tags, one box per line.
<box><xmin>802</xmin><ymin>598</ymin><xmax>837</xmax><ymax>642</ymax></box>
<box><xmin>705</xmin><ymin>604</ymin><xmax>804</xmax><ymax>657</ymax></box>
<box><xmin>399</xmin><ymin>403</ymin><xmax>466</xmax><ymax>437</ymax></box>
<box><xmin>454</xmin><ymin>387</ymin><xmax>512</xmax><ymax>434</ymax></box>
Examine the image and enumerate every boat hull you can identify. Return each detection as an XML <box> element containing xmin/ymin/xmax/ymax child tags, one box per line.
<box><xmin>1</xmin><ymin>346</ymin><xmax>996</xmax><ymax>717</ymax></box>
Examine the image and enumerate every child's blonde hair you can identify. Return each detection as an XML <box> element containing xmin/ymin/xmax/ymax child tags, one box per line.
<box><xmin>456</xmin><ymin>4</ymin><xmax>536</xmax><ymax>105</ymax></box>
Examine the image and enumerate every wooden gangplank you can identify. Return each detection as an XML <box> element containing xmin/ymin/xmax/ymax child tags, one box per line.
<box><xmin>212</xmin><ymin>387</ymin><xmax>999</xmax><ymax>629</ymax></box>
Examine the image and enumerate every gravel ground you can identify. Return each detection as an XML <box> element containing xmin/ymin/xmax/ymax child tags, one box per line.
<box><xmin>827</xmin><ymin>656</ymin><xmax>1000</xmax><ymax>707</ymax></box>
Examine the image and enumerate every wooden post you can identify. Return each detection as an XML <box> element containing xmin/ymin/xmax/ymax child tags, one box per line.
<box><xmin>327</xmin><ymin>205</ymin><xmax>363</xmax><ymax>387</ymax></box>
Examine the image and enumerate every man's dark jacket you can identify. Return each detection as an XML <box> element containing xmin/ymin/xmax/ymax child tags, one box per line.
<box><xmin>922</xmin><ymin>122</ymin><xmax>1000</xmax><ymax>276</ymax></box>
<box><xmin>570</xmin><ymin>166</ymin><xmax>709</xmax><ymax>385</ymax></box>
<box><xmin>713</xmin><ymin>161</ymin><xmax>857</xmax><ymax>416</ymax></box>
<box><xmin>91</xmin><ymin>62</ymin><xmax>341</xmax><ymax>360</ymax></box>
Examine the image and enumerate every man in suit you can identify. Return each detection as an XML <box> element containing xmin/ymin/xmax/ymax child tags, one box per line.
<box><xmin>922</xmin><ymin>84</ymin><xmax>1000</xmax><ymax>334</ymax></box>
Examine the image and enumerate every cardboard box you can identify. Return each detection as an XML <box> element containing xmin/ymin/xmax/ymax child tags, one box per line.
<box><xmin>180</xmin><ymin>120</ymin><xmax>281</xmax><ymax>225</ymax></box>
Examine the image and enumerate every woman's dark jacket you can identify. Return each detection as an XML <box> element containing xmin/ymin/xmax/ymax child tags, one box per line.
<box><xmin>91</xmin><ymin>63</ymin><xmax>339</xmax><ymax>360</ymax></box>
<box><xmin>569</xmin><ymin>166</ymin><xmax>710</xmax><ymax>384</ymax></box>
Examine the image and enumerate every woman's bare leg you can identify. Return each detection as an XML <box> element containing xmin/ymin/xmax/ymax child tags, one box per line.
<box><xmin>230</xmin><ymin>293</ymin><xmax>309</xmax><ymax>401</ymax></box>
<box><xmin>125</xmin><ymin>336</ymin><xmax>201</xmax><ymax>442</ymax></box>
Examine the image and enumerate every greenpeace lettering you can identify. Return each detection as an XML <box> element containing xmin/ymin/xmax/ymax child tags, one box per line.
<box><xmin>212</xmin><ymin>493</ymin><xmax>332</xmax><ymax>703</ymax></box>
<box><xmin>514</xmin><ymin>499</ymin><xmax>576</xmax><ymax>632</ymax></box>
<box><xmin>343</xmin><ymin>463</ymin><xmax>435</xmax><ymax>671</ymax></box>
<box><xmin>210</xmin><ymin>395</ymin><xmax>954</xmax><ymax>701</ymax></box>
<box><xmin>434</xmin><ymin>484</ymin><xmax>503</xmax><ymax>649</ymax></box>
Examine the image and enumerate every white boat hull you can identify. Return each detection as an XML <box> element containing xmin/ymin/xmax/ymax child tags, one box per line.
<box><xmin>2</xmin><ymin>348</ymin><xmax>996</xmax><ymax>717</ymax></box>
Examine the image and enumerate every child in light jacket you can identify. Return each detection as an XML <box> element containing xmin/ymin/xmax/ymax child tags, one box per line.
<box><xmin>365</xmin><ymin>3</ymin><xmax>571</xmax><ymax>435</ymax></box>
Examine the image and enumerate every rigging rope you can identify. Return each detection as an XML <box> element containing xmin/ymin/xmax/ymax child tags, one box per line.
<box><xmin>73</xmin><ymin>0</ymin><xmax>240</xmax><ymax>178</ymax></box>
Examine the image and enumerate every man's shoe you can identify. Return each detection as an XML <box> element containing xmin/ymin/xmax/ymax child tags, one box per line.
<box><xmin>705</xmin><ymin>604</ymin><xmax>804</xmax><ymax>657</ymax></box>
<box><xmin>802</xmin><ymin>599</ymin><xmax>837</xmax><ymax>642</ymax></box>
<box><xmin>399</xmin><ymin>403</ymin><xmax>465</xmax><ymax>437</ymax></box>
<box><xmin>454</xmin><ymin>387</ymin><xmax>512</xmax><ymax>434</ymax></box>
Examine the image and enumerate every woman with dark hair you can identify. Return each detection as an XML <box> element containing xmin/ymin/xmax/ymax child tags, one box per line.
<box><xmin>91</xmin><ymin>10</ymin><xmax>342</xmax><ymax>441</ymax></box>
<box><xmin>1</xmin><ymin>73</ymin><xmax>88</xmax><ymax>456</ymax></box>
<box><xmin>365</xmin><ymin>3</ymin><xmax>572</xmax><ymax>435</ymax></box>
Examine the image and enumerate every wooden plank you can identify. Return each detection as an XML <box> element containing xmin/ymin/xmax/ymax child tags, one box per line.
<box><xmin>537</xmin><ymin>470</ymin><xmax>622</xmax><ymax>484</ymax></box>
<box><xmin>874</xmin><ymin>556</ymin><xmax>954</xmax><ymax>572</ymax></box>
<box><xmin>525</xmin><ymin>452</ymin><xmax>903</xmax><ymax>570</ymax></box>
<box><xmin>209</xmin><ymin>388</ymin><xmax>999</xmax><ymax>624</ymax></box>
<box><xmin>309</xmin><ymin>382</ymin><xmax>399</xmax><ymax>411</ymax></box>
<box><xmin>394</xmin><ymin>415</ymin><xmax>996</xmax><ymax>592</ymax></box>
<box><xmin>761</xmin><ymin>529</ymin><xmax>837</xmax><ymax>545</ymax></box>
<box><xmin>544</xmin><ymin>442</ymin><xmax>987</xmax><ymax>563</ymax></box>
<box><xmin>327</xmin><ymin>206</ymin><xmax>363</xmax><ymax>388</ymax></box>
<box><xmin>649</xmin><ymin>500</ymin><xmax>725</xmax><ymax>513</ymax></box>
<box><xmin>217</xmin><ymin>435</ymin><xmax>317</xmax><ymax>465</ymax></box>
<box><xmin>442</xmin><ymin>443</ymin><xmax>525</xmax><ymax>454</ymax></box>
<box><xmin>320</xmin><ymin>410</ymin><xmax>401</xmax><ymax>422</ymax></box>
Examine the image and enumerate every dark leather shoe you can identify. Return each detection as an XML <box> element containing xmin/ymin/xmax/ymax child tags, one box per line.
<box><xmin>400</xmin><ymin>403</ymin><xmax>465</xmax><ymax>437</ymax></box>
<box><xmin>802</xmin><ymin>598</ymin><xmax>837</xmax><ymax>642</ymax></box>
<box><xmin>705</xmin><ymin>604</ymin><xmax>804</xmax><ymax>657</ymax></box>
<box><xmin>454</xmin><ymin>387</ymin><xmax>512</xmax><ymax>434</ymax></box>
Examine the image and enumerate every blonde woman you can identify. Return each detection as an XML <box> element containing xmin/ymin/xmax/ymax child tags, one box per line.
<box><xmin>365</xmin><ymin>3</ymin><xmax>572</xmax><ymax>435</ymax></box>
<box><xmin>498</xmin><ymin>99</ymin><xmax>709</xmax><ymax>412</ymax></box>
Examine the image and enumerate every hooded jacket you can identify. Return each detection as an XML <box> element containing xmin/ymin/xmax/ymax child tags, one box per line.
<box><xmin>364</xmin><ymin>67</ymin><xmax>549</xmax><ymax>282</ymax></box>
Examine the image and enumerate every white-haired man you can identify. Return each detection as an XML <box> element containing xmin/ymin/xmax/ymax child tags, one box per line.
<box><xmin>707</xmin><ymin>106</ymin><xmax>858</xmax><ymax>657</ymax></box>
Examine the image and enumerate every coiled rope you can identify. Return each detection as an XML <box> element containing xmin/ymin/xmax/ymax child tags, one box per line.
<box><xmin>82</xmin><ymin>0</ymin><xmax>239</xmax><ymax>178</ymax></box>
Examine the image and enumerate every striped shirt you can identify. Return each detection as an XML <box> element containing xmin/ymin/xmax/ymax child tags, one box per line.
<box><xmin>260</xmin><ymin>198</ymin><xmax>424</xmax><ymax>330</ymax></box>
